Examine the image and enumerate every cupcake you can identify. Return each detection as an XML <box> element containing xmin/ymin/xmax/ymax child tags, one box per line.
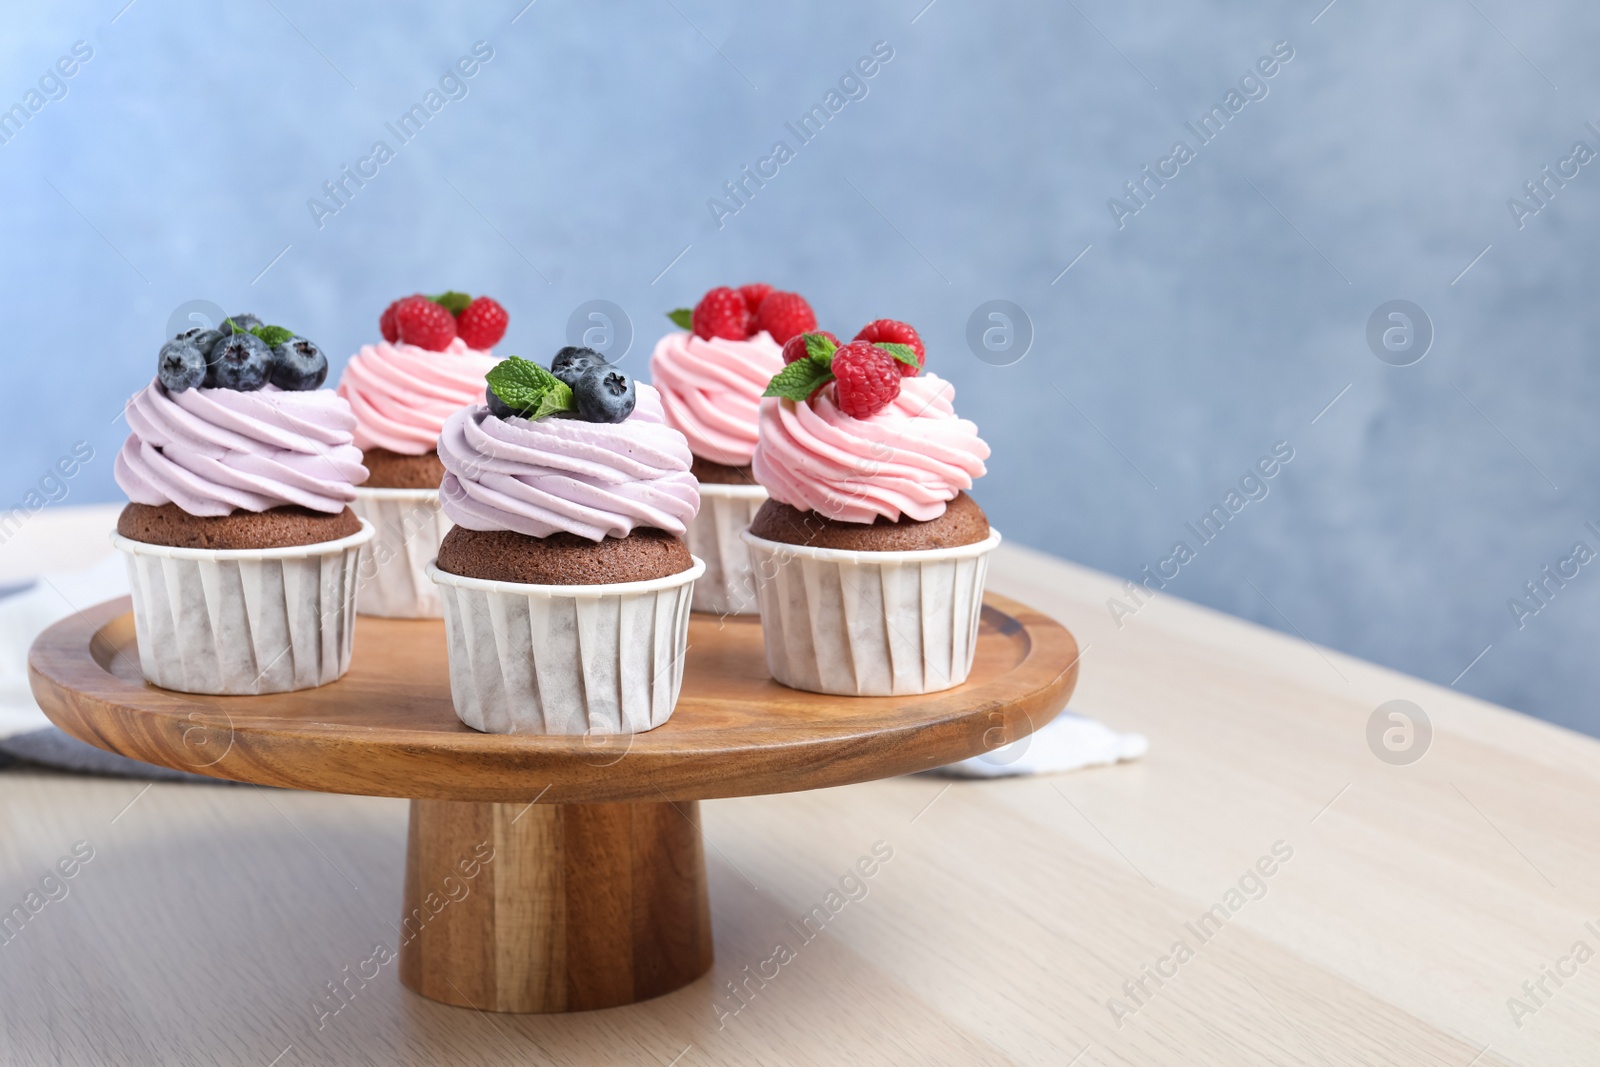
<box><xmin>651</xmin><ymin>284</ymin><xmax>815</xmax><ymax>615</ymax></box>
<box><xmin>745</xmin><ymin>321</ymin><xmax>995</xmax><ymax>696</ymax></box>
<box><xmin>113</xmin><ymin>312</ymin><xmax>373</xmax><ymax>695</ymax></box>
<box><xmin>336</xmin><ymin>291</ymin><xmax>506</xmax><ymax>617</ymax></box>
<box><xmin>428</xmin><ymin>349</ymin><xmax>704</xmax><ymax>735</ymax></box>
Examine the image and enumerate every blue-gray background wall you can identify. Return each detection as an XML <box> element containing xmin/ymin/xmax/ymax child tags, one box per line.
<box><xmin>3</xmin><ymin>1</ymin><xmax>1596</xmax><ymax>734</ymax></box>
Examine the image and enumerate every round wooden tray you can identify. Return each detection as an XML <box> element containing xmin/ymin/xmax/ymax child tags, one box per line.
<box><xmin>29</xmin><ymin>593</ymin><xmax>1079</xmax><ymax>1013</ymax></box>
<box><xmin>29</xmin><ymin>594</ymin><xmax>1078</xmax><ymax>803</ymax></box>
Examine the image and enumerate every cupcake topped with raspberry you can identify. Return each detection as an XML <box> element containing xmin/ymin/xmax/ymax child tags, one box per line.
<box><xmin>750</xmin><ymin>318</ymin><xmax>991</xmax><ymax>550</ymax></box>
<box><xmin>336</xmin><ymin>291</ymin><xmax>508</xmax><ymax>488</ymax></box>
<box><xmin>650</xmin><ymin>284</ymin><xmax>816</xmax><ymax>482</ymax></box>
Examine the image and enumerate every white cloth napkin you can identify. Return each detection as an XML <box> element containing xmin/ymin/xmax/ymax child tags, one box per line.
<box><xmin>0</xmin><ymin>553</ymin><xmax>128</xmax><ymax>739</ymax></box>
<box><xmin>931</xmin><ymin>711</ymin><xmax>1148</xmax><ymax>778</ymax></box>
<box><xmin>0</xmin><ymin>556</ymin><xmax>1148</xmax><ymax>779</ymax></box>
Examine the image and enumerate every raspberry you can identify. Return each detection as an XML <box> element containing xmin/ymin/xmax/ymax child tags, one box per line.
<box><xmin>781</xmin><ymin>330</ymin><xmax>839</xmax><ymax>365</ymax></box>
<box><xmin>692</xmin><ymin>286</ymin><xmax>752</xmax><ymax>341</ymax></box>
<box><xmin>456</xmin><ymin>296</ymin><xmax>508</xmax><ymax>349</ymax></box>
<box><xmin>394</xmin><ymin>295</ymin><xmax>457</xmax><ymax>352</ymax></box>
<box><xmin>830</xmin><ymin>341</ymin><xmax>901</xmax><ymax>419</ymax></box>
<box><xmin>854</xmin><ymin>319</ymin><xmax>925</xmax><ymax>376</ymax></box>
<box><xmin>738</xmin><ymin>283</ymin><xmax>773</xmax><ymax>314</ymax></box>
<box><xmin>755</xmin><ymin>291</ymin><xmax>817</xmax><ymax>346</ymax></box>
<box><xmin>380</xmin><ymin>294</ymin><xmax>424</xmax><ymax>343</ymax></box>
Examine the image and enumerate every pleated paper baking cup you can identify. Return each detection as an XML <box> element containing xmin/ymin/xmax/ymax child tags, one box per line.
<box><xmin>112</xmin><ymin>522</ymin><xmax>374</xmax><ymax>696</ymax></box>
<box><xmin>742</xmin><ymin>529</ymin><xmax>1002</xmax><ymax>697</ymax></box>
<box><xmin>350</xmin><ymin>486</ymin><xmax>452</xmax><ymax>618</ymax></box>
<box><xmin>427</xmin><ymin>557</ymin><xmax>705</xmax><ymax>735</ymax></box>
<box><xmin>685</xmin><ymin>482</ymin><xmax>766</xmax><ymax>616</ymax></box>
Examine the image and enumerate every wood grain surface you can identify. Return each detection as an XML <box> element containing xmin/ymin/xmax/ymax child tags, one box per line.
<box><xmin>26</xmin><ymin>594</ymin><xmax>1079</xmax><ymax>803</ymax></box>
<box><xmin>6</xmin><ymin>521</ymin><xmax>1600</xmax><ymax>1064</ymax></box>
<box><xmin>398</xmin><ymin>799</ymin><xmax>713</xmax><ymax>1012</ymax></box>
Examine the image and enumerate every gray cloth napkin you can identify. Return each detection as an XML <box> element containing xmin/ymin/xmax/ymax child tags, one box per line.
<box><xmin>0</xmin><ymin>726</ymin><xmax>228</xmax><ymax>782</ymax></box>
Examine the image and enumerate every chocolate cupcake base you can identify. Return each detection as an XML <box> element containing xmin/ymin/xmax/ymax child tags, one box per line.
<box><xmin>747</xmin><ymin>492</ymin><xmax>990</xmax><ymax>552</ymax></box>
<box><xmin>112</xmin><ymin>518</ymin><xmax>373</xmax><ymax>695</ymax></box>
<box><xmin>427</xmin><ymin>546</ymin><xmax>704</xmax><ymax>735</ymax></box>
<box><xmin>742</xmin><ymin>521</ymin><xmax>1001</xmax><ymax>697</ymax></box>
<box><xmin>350</xmin><ymin>486</ymin><xmax>452</xmax><ymax>618</ymax></box>
<box><xmin>362</xmin><ymin>447</ymin><xmax>447</xmax><ymax>490</ymax></box>
<box><xmin>690</xmin><ymin>456</ymin><xmax>760</xmax><ymax>486</ymax></box>
<box><xmin>684</xmin><ymin>480</ymin><xmax>767</xmax><ymax>616</ymax></box>
<box><xmin>118</xmin><ymin>503</ymin><xmax>363</xmax><ymax>550</ymax></box>
<box><xmin>436</xmin><ymin>527</ymin><xmax>694</xmax><ymax>586</ymax></box>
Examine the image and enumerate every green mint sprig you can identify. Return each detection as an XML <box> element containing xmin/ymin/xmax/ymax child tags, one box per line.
<box><xmin>876</xmin><ymin>342</ymin><xmax>920</xmax><ymax>369</ymax></box>
<box><xmin>432</xmin><ymin>291</ymin><xmax>472</xmax><ymax>314</ymax></box>
<box><xmin>762</xmin><ymin>332</ymin><xmax>841</xmax><ymax>401</ymax></box>
<box><xmin>226</xmin><ymin>318</ymin><xmax>296</xmax><ymax>347</ymax></box>
<box><xmin>252</xmin><ymin>325</ymin><xmax>295</xmax><ymax>347</ymax></box>
<box><xmin>486</xmin><ymin>355</ymin><xmax>576</xmax><ymax>420</ymax></box>
<box><xmin>667</xmin><ymin>308</ymin><xmax>693</xmax><ymax>330</ymax></box>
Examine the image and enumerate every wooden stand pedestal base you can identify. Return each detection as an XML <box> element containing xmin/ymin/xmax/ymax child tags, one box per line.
<box><xmin>398</xmin><ymin>799</ymin><xmax>714</xmax><ymax>1013</ymax></box>
<box><xmin>30</xmin><ymin>596</ymin><xmax>1079</xmax><ymax>1015</ymax></box>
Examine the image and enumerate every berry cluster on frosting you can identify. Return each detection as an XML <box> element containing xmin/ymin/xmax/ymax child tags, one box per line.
<box><xmin>484</xmin><ymin>348</ymin><xmax>638</xmax><ymax>425</ymax></box>
<box><xmin>380</xmin><ymin>291</ymin><xmax>508</xmax><ymax>352</ymax></box>
<box><xmin>762</xmin><ymin>318</ymin><xmax>926</xmax><ymax>419</ymax></box>
<box><xmin>157</xmin><ymin>313</ymin><xmax>329</xmax><ymax>394</ymax></box>
<box><xmin>668</xmin><ymin>284</ymin><xmax>816</xmax><ymax>345</ymax></box>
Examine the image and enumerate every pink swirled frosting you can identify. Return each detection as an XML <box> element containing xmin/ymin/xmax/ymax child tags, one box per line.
<box><xmin>114</xmin><ymin>381</ymin><xmax>367</xmax><ymax>516</ymax></box>
<box><xmin>649</xmin><ymin>330</ymin><xmax>784</xmax><ymax>466</ymax></box>
<box><xmin>752</xmin><ymin>373</ymin><xmax>989</xmax><ymax>524</ymax></box>
<box><xmin>438</xmin><ymin>384</ymin><xmax>700</xmax><ymax>541</ymax></box>
<box><xmin>337</xmin><ymin>337</ymin><xmax>499</xmax><ymax>454</ymax></box>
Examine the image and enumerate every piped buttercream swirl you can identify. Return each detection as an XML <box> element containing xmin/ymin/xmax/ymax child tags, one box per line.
<box><xmin>438</xmin><ymin>383</ymin><xmax>700</xmax><ymax>541</ymax></box>
<box><xmin>751</xmin><ymin>373</ymin><xmax>989</xmax><ymax>524</ymax></box>
<box><xmin>114</xmin><ymin>380</ymin><xmax>367</xmax><ymax>516</ymax></box>
<box><xmin>337</xmin><ymin>337</ymin><xmax>499</xmax><ymax>455</ymax></box>
<box><xmin>648</xmin><ymin>330</ymin><xmax>783</xmax><ymax>467</ymax></box>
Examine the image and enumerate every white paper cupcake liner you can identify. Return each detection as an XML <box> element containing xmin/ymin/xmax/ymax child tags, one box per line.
<box><xmin>350</xmin><ymin>486</ymin><xmax>452</xmax><ymax>618</ymax></box>
<box><xmin>112</xmin><ymin>522</ymin><xmax>375</xmax><ymax>696</ymax></box>
<box><xmin>684</xmin><ymin>482</ymin><xmax>767</xmax><ymax>616</ymax></box>
<box><xmin>427</xmin><ymin>557</ymin><xmax>705</xmax><ymax>735</ymax></box>
<box><xmin>742</xmin><ymin>529</ymin><xmax>1002</xmax><ymax>696</ymax></box>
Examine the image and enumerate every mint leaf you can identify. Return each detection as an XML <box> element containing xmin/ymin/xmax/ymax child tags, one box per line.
<box><xmin>531</xmin><ymin>379</ymin><xmax>574</xmax><ymax>420</ymax></box>
<box><xmin>253</xmin><ymin>325</ymin><xmax>295</xmax><ymax>347</ymax></box>
<box><xmin>486</xmin><ymin>356</ymin><xmax>576</xmax><ymax>418</ymax></box>
<box><xmin>667</xmin><ymin>308</ymin><xmax>693</xmax><ymax>331</ymax></box>
<box><xmin>762</xmin><ymin>357</ymin><xmax>834</xmax><ymax>401</ymax></box>
<box><xmin>803</xmin><ymin>332</ymin><xmax>839</xmax><ymax>363</ymax></box>
<box><xmin>432</xmin><ymin>291</ymin><xmax>472</xmax><ymax>315</ymax></box>
<box><xmin>877</xmin><ymin>342</ymin><xmax>920</xmax><ymax>369</ymax></box>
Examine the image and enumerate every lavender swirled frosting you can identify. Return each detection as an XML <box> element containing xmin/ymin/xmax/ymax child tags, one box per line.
<box><xmin>438</xmin><ymin>383</ymin><xmax>700</xmax><ymax>541</ymax></box>
<box><xmin>114</xmin><ymin>380</ymin><xmax>367</xmax><ymax>516</ymax></box>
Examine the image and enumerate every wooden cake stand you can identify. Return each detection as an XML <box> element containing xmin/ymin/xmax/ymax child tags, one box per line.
<box><xmin>28</xmin><ymin>594</ymin><xmax>1079</xmax><ymax>1013</ymax></box>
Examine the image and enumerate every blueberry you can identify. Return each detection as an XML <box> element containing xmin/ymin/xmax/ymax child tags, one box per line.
<box><xmin>157</xmin><ymin>340</ymin><xmax>207</xmax><ymax>393</ymax></box>
<box><xmin>550</xmin><ymin>346</ymin><xmax>606</xmax><ymax>388</ymax></box>
<box><xmin>219</xmin><ymin>314</ymin><xmax>263</xmax><ymax>336</ymax></box>
<box><xmin>572</xmin><ymin>366</ymin><xmax>636</xmax><ymax>424</ymax></box>
<box><xmin>484</xmin><ymin>385</ymin><xmax>519</xmax><ymax>419</ymax></box>
<box><xmin>175</xmin><ymin>326</ymin><xmax>223</xmax><ymax>358</ymax></box>
<box><xmin>209</xmin><ymin>332</ymin><xmax>272</xmax><ymax>391</ymax></box>
<box><xmin>269</xmin><ymin>336</ymin><xmax>328</xmax><ymax>391</ymax></box>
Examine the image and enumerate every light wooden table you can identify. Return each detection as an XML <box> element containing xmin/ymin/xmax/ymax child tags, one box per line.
<box><xmin>1</xmin><ymin>505</ymin><xmax>1595</xmax><ymax>1066</ymax></box>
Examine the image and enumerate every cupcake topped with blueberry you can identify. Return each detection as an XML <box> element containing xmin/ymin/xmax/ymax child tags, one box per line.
<box><xmin>433</xmin><ymin>348</ymin><xmax>700</xmax><ymax>585</ymax></box>
<box><xmin>650</xmin><ymin>284</ymin><xmax>816</xmax><ymax>482</ymax></box>
<box><xmin>116</xmin><ymin>312</ymin><xmax>367</xmax><ymax>549</ymax></box>
<box><xmin>336</xmin><ymin>292</ymin><xmax>507</xmax><ymax>489</ymax></box>
<box><xmin>749</xmin><ymin>318</ymin><xmax>991</xmax><ymax>550</ymax></box>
